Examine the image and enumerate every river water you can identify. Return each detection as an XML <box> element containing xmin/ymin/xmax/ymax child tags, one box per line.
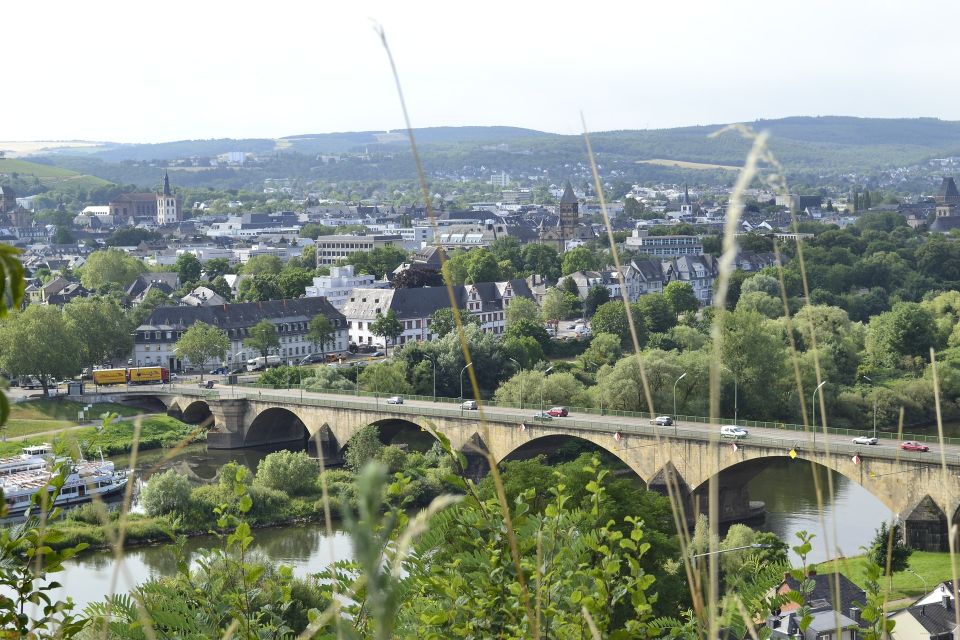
<box><xmin>45</xmin><ymin>441</ymin><xmax>894</xmax><ymax>609</ymax></box>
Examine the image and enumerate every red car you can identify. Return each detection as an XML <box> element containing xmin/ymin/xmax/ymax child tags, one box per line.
<box><xmin>900</xmin><ymin>441</ymin><xmax>930</xmax><ymax>452</ymax></box>
<box><xmin>547</xmin><ymin>406</ymin><xmax>569</xmax><ymax>417</ymax></box>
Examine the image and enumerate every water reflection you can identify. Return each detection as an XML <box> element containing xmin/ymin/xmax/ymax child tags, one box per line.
<box><xmin>746</xmin><ymin>458</ymin><xmax>894</xmax><ymax>563</ymax></box>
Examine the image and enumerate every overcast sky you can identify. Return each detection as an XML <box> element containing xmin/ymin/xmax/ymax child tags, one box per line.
<box><xmin>5</xmin><ymin>0</ymin><xmax>958</xmax><ymax>143</ymax></box>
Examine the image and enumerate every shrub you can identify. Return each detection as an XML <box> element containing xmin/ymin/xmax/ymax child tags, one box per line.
<box><xmin>255</xmin><ymin>450</ymin><xmax>319</xmax><ymax>496</ymax></box>
<box><xmin>140</xmin><ymin>469</ymin><xmax>193</xmax><ymax>517</ymax></box>
<box><xmin>345</xmin><ymin>425</ymin><xmax>384</xmax><ymax>472</ymax></box>
<box><xmin>378</xmin><ymin>445</ymin><xmax>407</xmax><ymax>473</ymax></box>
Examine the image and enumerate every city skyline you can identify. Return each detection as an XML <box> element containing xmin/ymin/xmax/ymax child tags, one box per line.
<box><xmin>5</xmin><ymin>0</ymin><xmax>960</xmax><ymax>143</ymax></box>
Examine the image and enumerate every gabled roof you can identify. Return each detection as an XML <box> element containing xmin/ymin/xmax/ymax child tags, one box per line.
<box><xmin>560</xmin><ymin>181</ymin><xmax>578</xmax><ymax>205</ymax></box>
<box><xmin>902</xmin><ymin>601</ymin><xmax>958</xmax><ymax>635</ymax></box>
<box><xmin>139</xmin><ymin>298</ymin><xmax>345</xmax><ymax>331</ymax></box>
<box><xmin>937</xmin><ymin>177</ymin><xmax>960</xmax><ymax>202</ymax></box>
<box><xmin>780</xmin><ymin>572</ymin><xmax>865</xmax><ymax>613</ymax></box>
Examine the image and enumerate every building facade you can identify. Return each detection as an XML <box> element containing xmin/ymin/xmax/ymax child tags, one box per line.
<box><xmin>625</xmin><ymin>229</ymin><xmax>704</xmax><ymax>257</ymax></box>
<box><xmin>314</xmin><ymin>234</ymin><xmax>403</xmax><ymax>268</ymax></box>
<box><xmin>156</xmin><ymin>172</ymin><xmax>181</xmax><ymax>225</ymax></box>
<box><xmin>304</xmin><ymin>265</ymin><xmax>385</xmax><ymax>310</ymax></box>
<box><xmin>133</xmin><ymin>298</ymin><xmax>347</xmax><ymax>371</ymax></box>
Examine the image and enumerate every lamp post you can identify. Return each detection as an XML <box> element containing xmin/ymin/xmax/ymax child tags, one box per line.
<box><xmin>862</xmin><ymin>375</ymin><xmax>877</xmax><ymax>439</ymax></box>
<box><xmin>720</xmin><ymin>365</ymin><xmax>738</xmax><ymax>425</ymax></box>
<box><xmin>459</xmin><ymin>362</ymin><xmax>473</xmax><ymax>413</ymax></box>
<box><xmin>690</xmin><ymin>543</ymin><xmax>773</xmax><ymax>560</ymax></box>
<box><xmin>429</xmin><ymin>355</ymin><xmax>436</xmax><ymax>402</ymax></box>
<box><xmin>673</xmin><ymin>372</ymin><xmax>687</xmax><ymax>437</ymax></box>
<box><xmin>812</xmin><ymin>380</ymin><xmax>827</xmax><ymax>445</ymax></box>
<box><xmin>353</xmin><ymin>361</ymin><xmax>360</xmax><ymax>397</ymax></box>
<box><xmin>540</xmin><ymin>366</ymin><xmax>554</xmax><ymax>412</ymax></box>
<box><xmin>509</xmin><ymin>357</ymin><xmax>522</xmax><ymax>409</ymax></box>
<box><xmin>598</xmin><ymin>366</ymin><xmax>605</xmax><ymax>416</ymax></box>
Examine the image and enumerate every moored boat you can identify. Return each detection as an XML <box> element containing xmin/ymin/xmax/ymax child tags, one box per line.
<box><xmin>0</xmin><ymin>443</ymin><xmax>53</xmax><ymax>477</ymax></box>
<box><xmin>0</xmin><ymin>455</ymin><xmax>130</xmax><ymax>516</ymax></box>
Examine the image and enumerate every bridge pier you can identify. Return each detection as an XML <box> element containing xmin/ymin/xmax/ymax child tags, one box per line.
<box><xmin>206</xmin><ymin>399</ymin><xmax>250</xmax><ymax>450</ymax></box>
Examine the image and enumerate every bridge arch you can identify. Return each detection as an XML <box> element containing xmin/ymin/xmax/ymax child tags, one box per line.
<box><xmin>369</xmin><ymin>417</ymin><xmax>439</xmax><ymax>452</ymax></box>
<box><xmin>497</xmin><ymin>432</ymin><xmax>646</xmax><ymax>484</ymax></box>
<box><xmin>182</xmin><ymin>400</ymin><xmax>214</xmax><ymax>426</ymax></box>
<box><xmin>244</xmin><ymin>407</ymin><xmax>309</xmax><ymax>448</ymax></box>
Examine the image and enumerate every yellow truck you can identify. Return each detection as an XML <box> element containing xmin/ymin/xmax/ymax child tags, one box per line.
<box><xmin>129</xmin><ymin>366</ymin><xmax>169</xmax><ymax>384</ymax></box>
<box><xmin>92</xmin><ymin>368</ymin><xmax>127</xmax><ymax>386</ymax></box>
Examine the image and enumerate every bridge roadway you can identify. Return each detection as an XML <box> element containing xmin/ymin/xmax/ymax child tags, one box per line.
<box><xmin>93</xmin><ymin>384</ymin><xmax>960</xmax><ymax>551</ymax></box>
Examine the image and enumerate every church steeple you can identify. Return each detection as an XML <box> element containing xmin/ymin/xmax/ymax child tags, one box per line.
<box><xmin>163</xmin><ymin>172</ymin><xmax>171</xmax><ymax>196</ymax></box>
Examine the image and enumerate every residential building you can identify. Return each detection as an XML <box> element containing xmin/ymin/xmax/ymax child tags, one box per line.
<box><xmin>767</xmin><ymin>570</ymin><xmax>866</xmax><ymax>640</ymax></box>
<box><xmin>437</xmin><ymin>222</ymin><xmax>513</xmax><ymax>250</ymax></box>
<box><xmin>890</xmin><ymin>582</ymin><xmax>957</xmax><ymax>640</ymax></box>
<box><xmin>343</xmin><ymin>279</ymin><xmax>535</xmax><ymax>348</ymax></box>
<box><xmin>304</xmin><ymin>265</ymin><xmax>386</xmax><ymax>310</ymax></box>
<box><xmin>314</xmin><ymin>234</ymin><xmax>403</xmax><ymax>268</ymax></box>
<box><xmin>133</xmin><ymin>298</ymin><xmax>347</xmax><ymax>371</ymax></box>
<box><xmin>180</xmin><ymin>286</ymin><xmax>226</xmax><ymax>307</ymax></box>
<box><xmin>775</xmin><ymin>193</ymin><xmax>823</xmax><ymax>212</ymax></box>
<box><xmin>625</xmin><ymin>229</ymin><xmax>704</xmax><ymax>257</ymax></box>
<box><xmin>662</xmin><ymin>255</ymin><xmax>719</xmax><ymax>305</ymax></box>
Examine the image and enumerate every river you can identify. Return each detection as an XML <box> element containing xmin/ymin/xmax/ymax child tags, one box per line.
<box><xmin>44</xmin><ymin>441</ymin><xmax>894</xmax><ymax>609</ymax></box>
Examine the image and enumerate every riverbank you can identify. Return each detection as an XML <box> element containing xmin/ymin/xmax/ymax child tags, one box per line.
<box><xmin>819</xmin><ymin>551</ymin><xmax>956</xmax><ymax>601</ymax></box>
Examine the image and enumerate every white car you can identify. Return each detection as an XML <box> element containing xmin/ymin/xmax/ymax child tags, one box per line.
<box><xmin>461</xmin><ymin>400</ymin><xmax>478</xmax><ymax>410</ymax></box>
<box><xmin>852</xmin><ymin>435</ymin><xmax>879</xmax><ymax>445</ymax></box>
<box><xmin>720</xmin><ymin>425</ymin><xmax>749</xmax><ymax>439</ymax></box>
<box><xmin>386</xmin><ymin>396</ymin><xmax>403</xmax><ymax>405</ymax></box>
<box><xmin>650</xmin><ymin>416</ymin><xmax>674</xmax><ymax>426</ymax></box>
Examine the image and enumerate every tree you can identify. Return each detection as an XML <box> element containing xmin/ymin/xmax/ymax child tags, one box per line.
<box><xmin>663</xmin><ymin>280</ymin><xmax>699</xmax><ymax>315</ymax></box>
<box><xmin>207</xmin><ymin>275</ymin><xmax>234</xmax><ymax>301</ymax></box>
<box><xmin>866</xmin><ymin>302</ymin><xmax>938</xmax><ymax>369</ymax></box>
<box><xmin>128</xmin><ymin>287</ymin><xmax>172</xmax><ymax>327</ymax></box>
<box><xmin>634</xmin><ymin>292</ymin><xmax>677</xmax><ymax>332</ymax></box>
<box><xmin>140</xmin><ymin>469</ymin><xmax>192</xmax><ymax>517</ymax></box>
<box><xmin>242</xmin><ymin>254</ymin><xmax>284</xmax><ymax>276</ymax></box>
<box><xmin>465</xmin><ymin>250</ymin><xmax>501</xmax><ymax>284</ymax></box>
<box><xmin>174</xmin><ymin>253</ymin><xmax>202</xmax><ymax>285</ymax></box>
<box><xmin>521</xmin><ymin>243</ymin><xmax>561</xmax><ymax>281</ymax></box>
<box><xmin>237</xmin><ymin>275</ymin><xmax>283</xmax><ymax>302</ymax></box>
<box><xmin>623</xmin><ymin>197</ymin><xmax>644</xmax><ymax>219</ymax></box>
<box><xmin>344</xmin><ymin>424</ymin><xmax>384</xmax><ymax>471</ymax></box>
<box><xmin>561</xmin><ymin>246</ymin><xmax>598</xmax><ymax>276</ymax></box>
<box><xmin>80</xmin><ymin>248</ymin><xmax>147</xmax><ymax>291</ymax></box>
<box><xmin>307</xmin><ymin>315</ymin><xmax>336</xmax><ymax>357</ymax></box>
<box><xmin>244</xmin><ymin>320</ymin><xmax>280</xmax><ymax>359</ymax></box>
<box><xmin>591</xmin><ymin>300</ymin><xmax>648</xmax><ymax>348</ymax></box>
<box><xmin>104</xmin><ymin>227</ymin><xmax>162</xmax><ymax>247</ymax></box>
<box><xmin>740</xmin><ymin>273</ymin><xmax>781</xmax><ymax>298</ymax></box>
<box><xmin>370</xmin><ymin>310</ymin><xmax>403</xmax><ymax>356</ymax></box>
<box><xmin>203</xmin><ymin>257</ymin><xmax>232</xmax><ymax>279</ymax></box>
<box><xmin>868</xmin><ymin>522</ymin><xmax>911</xmax><ymax>585</ymax></box>
<box><xmin>505</xmin><ymin>318</ymin><xmax>551</xmax><ymax>351</ymax></box>
<box><xmin>489</xmin><ymin>237</ymin><xmax>523</xmax><ymax>273</ymax></box>
<box><xmin>429</xmin><ymin>307</ymin><xmax>479</xmax><ymax>339</ymax></box>
<box><xmin>359</xmin><ymin>360</ymin><xmax>413</xmax><ymax>395</ymax></box>
<box><xmin>344</xmin><ymin>246</ymin><xmax>408</xmax><ymax>278</ymax></box>
<box><xmin>277</xmin><ymin>267</ymin><xmax>313</xmax><ymax>298</ymax></box>
<box><xmin>392</xmin><ymin>267</ymin><xmax>444</xmax><ymax>289</ymax></box>
<box><xmin>584</xmin><ymin>285</ymin><xmax>610</xmax><ymax>317</ymax></box>
<box><xmin>502</xmin><ymin>335</ymin><xmax>545</xmax><ymax>369</ymax></box>
<box><xmin>505</xmin><ymin>296</ymin><xmax>539</xmax><ymax>327</ymax></box>
<box><xmin>540</xmin><ymin>287</ymin><xmax>577</xmax><ymax>322</ymax></box>
<box><xmin>176</xmin><ymin>322</ymin><xmax>229</xmax><ymax>378</ymax></box>
<box><xmin>0</xmin><ymin>305</ymin><xmax>81</xmax><ymax>395</ymax></box>
<box><xmin>579</xmin><ymin>332</ymin><xmax>622</xmax><ymax>369</ymax></box>
<box><xmin>736</xmin><ymin>291</ymin><xmax>782</xmax><ymax>319</ymax></box>
<box><xmin>255</xmin><ymin>451</ymin><xmax>319</xmax><ymax>496</ymax></box>
<box><xmin>52</xmin><ymin>226</ymin><xmax>74</xmax><ymax>245</ymax></box>
<box><xmin>299</xmin><ymin>223</ymin><xmax>335</xmax><ymax>239</ymax></box>
<box><xmin>63</xmin><ymin>297</ymin><xmax>134</xmax><ymax>365</ymax></box>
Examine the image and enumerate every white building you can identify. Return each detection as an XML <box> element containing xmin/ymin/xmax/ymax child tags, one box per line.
<box><xmin>625</xmin><ymin>229</ymin><xmax>704</xmax><ymax>257</ymax></box>
<box><xmin>156</xmin><ymin>173</ymin><xmax>181</xmax><ymax>225</ymax></box>
<box><xmin>304</xmin><ymin>265</ymin><xmax>386</xmax><ymax>310</ymax></box>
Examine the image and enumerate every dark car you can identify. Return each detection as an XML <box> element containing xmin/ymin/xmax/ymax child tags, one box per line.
<box><xmin>209</xmin><ymin>367</ymin><xmax>229</xmax><ymax>375</ymax></box>
<box><xmin>299</xmin><ymin>353</ymin><xmax>327</xmax><ymax>365</ymax></box>
<box><xmin>547</xmin><ymin>406</ymin><xmax>568</xmax><ymax>417</ymax></box>
<box><xmin>650</xmin><ymin>416</ymin><xmax>673</xmax><ymax>426</ymax></box>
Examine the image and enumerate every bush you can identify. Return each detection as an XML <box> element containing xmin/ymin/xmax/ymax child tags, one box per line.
<box><xmin>345</xmin><ymin>425</ymin><xmax>384</xmax><ymax>472</ymax></box>
<box><xmin>141</xmin><ymin>469</ymin><xmax>193</xmax><ymax>517</ymax></box>
<box><xmin>379</xmin><ymin>445</ymin><xmax>407</xmax><ymax>473</ymax></box>
<box><xmin>255</xmin><ymin>450</ymin><xmax>319</xmax><ymax>496</ymax></box>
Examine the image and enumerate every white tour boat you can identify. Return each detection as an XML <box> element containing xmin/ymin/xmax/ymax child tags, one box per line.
<box><xmin>0</xmin><ymin>454</ymin><xmax>130</xmax><ymax>516</ymax></box>
<box><xmin>0</xmin><ymin>443</ymin><xmax>54</xmax><ymax>477</ymax></box>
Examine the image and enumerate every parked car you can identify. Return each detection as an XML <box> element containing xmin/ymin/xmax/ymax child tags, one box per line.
<box><xmin>461</xmin><ymin>400</ymin><xmax>478</xmax><ymax>410</ymax></box>
<box><xmin>900</xmin><ymin>441</ymin><xmax>930</xmax><ymax>452</ymax></box>
<box><xmin>852</xmin><ymin>436</ymin><xmax>879</xmax><ymax>445</ymax></box>
<box><xmin>299</xmin><ymin>353</ymin><xmax>327</xmax><ymax>365</ymax></box>
<box><xmin>650</xmin><ymin>416</ymin><xmax>673</xmax><ymax>426</ymax></box>
<box><xmin>547</xmin><ymin>406</ymin><xmax>568</xmax><ymax>417</ymax></box>
<box><xmin>229</xmin><ymin>367</ymin><xmax>245</xmax><ymax>375</ymax></box>
<box><xmin>533</xmin><ymin>411</ymin><xmax>553</xmax><ymax>421</ymax></box>
<box><xmin>209</xmin><ymin>367</ymin><xmax>229</xmax><ymax>375</ymax></box>
<box><xmin>567</xmin><ymin>323</ymin><xmax>576</xmax><ymax>330</ymax></box>
<box><xmin>371</xmin><ymin>351</ymin><xmax>386</xmax><ymax>357</ymax></box>
<box><xmin>386</xmin><ymin>396</ymin><xmax>403</xmax><ymax>405</ymax></box>
<box><xmin>720</xmin><ymin>425</ymin><xmax>749</xmax><ymax>439</ymax></box>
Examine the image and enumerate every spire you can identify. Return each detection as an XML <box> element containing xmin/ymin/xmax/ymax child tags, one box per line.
<box><xmin>681</xmin><ymin>184</ymin><xmax>691</xmax><ymax>205</ymax></box>
<box><xmin>560</xmin><ymin>181</ymin><xmax>578</xmax><ymax>205</ymax></box>
<box><xmin>163</xmin><ymin>172</ymin><xmax>171</xmax><ymax>196</ymax></box>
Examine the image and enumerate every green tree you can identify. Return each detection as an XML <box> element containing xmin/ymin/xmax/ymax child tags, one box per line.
<box><xmin>344</xmin><ymin>246</ymin><xmax>408</xmax><ymax>278</ymax></box>
<box><xmin>242</xmin><ymin>254</ymin><xmax>284</xmax><ymax>276</ymax></box>
<box><xmin>174</xmin><ymin>253</ymin><xmax>202</xmax><ymax>284</ymax></box>
<box><xmin>489</xmin><ymin>237</ymin><xmax>523</xmax><ymax>272</ymax></box>
<box><xmin>52</xmin><ymin>225</ymin><xmax>74</xmax><ymax>245</ymax></box>
<box><xmin>866</xmin><ymin>302</ymin><xmax>938</xmax><ymax>370</ymax></box>
<box><xmin>359</xmin><ymin>360</ymin><xmax>413</xmax><ymax>395</ymax></box>
<box><xmin>237</xmin><ymin>274</ymin><xmax>283</xmax><ymax>302</ymax></box>
<box><xmin>128</xmin><ymin>287</ymin><xmax>172</xmax><ymax>327</ymax></box>
<box><xmin>584</xmin><ymin>285</ymin><xmax>610</xmax><ymax>317</ymax></box>
<box><xmin>255</xmin><ymin>450</ymin><xmax>319</xmax><ymax>496</ymax></box>
<box><xmin>371</xmin><ymin>310</ymin><xmax>403</xmax><ymax>356</ymax></box>
<box><xmin>740</xmin><ymin>273</ymin><xmax>781</xmax><ymax>298</ymax></box>
<box><xmin>634</xmin><ymin>292</ymin><xmax>677</xmax><ymax>332</ymax></box>
<box><xmin>623</xmin><ymin>197</ymin><xmax>644</xmax><ymax>219</ymax></box>
<box><xmin>502</xmin><ymin>335</ymin><xmax>545</xmax><ymax>370</ymax></box>
<box><xmin>176</xmin><ymin>322</ymin><xmax>230</xmax><ymax>378</ymax></box>
<box><xmin>505</xmin><ymin>296</ymin><xmax>539</xmax><ymax>327</ymax></box>
<box><xmin>591</xmin><ymin>300</ymin><xmax>648</xmax><ymax>348</ymax></box>
<box><xmin>307</xmin><ymin>315</ymin><xmax>336</xmax><ymax>357</ymax></box>
<box><xmin>579</xmin><ymin>332</ymin><xmax>623</xmax><ymax>369</ymax></box>
<box><xmin>465</xmin><ymin>249</ymin><xmax>502</xmax><ymax>284</ymax></box>
<box><xmin>140</xmin><ymin>469</ymin><xmax>192</xmax><ymax>517</ymax></box>
<box><xmin>561</xmin><ymin>246</ymin><xmax>598</xmax><ymax>275</ymax></box>
<box><xmin>663</xmin><ymin>280</ymin><xmax>699</xmax><ymax>315</ymax></box>
<box><xmin>0</xmin><ymin>305</ymin><xmax>81</xmax><ymax>395</ymax></box>
<box><xmin>736</xmin><ymin>291</ymin><xmax>782</xmax><ymax>319</ymax></box>
<box><xmin>344</xmin><ymin>424</ymin><xmax>384</xmax><ymax>471</ymax></box>
<box><xmin>79</xmin><ymin>248</ymin><xmax>147</xmax><ymax>291</ymax></box>
<box><xmin>203</xmin><ymin>257</ymin><xmax>232</xmax><ymax>279</ymax></box>
<box><xmin>207</xmin><ymin>275</ymin><xmax>234</xmax><ymax>301</ymax></box>
<box><xmin>505</xmin><ymin>318</ymin><xmax>551</xmax><ymax>351</ymax></box>
<box><xmin>277</xmin><ymin>267</ymin><xmax>313</xmax><ymax>298</ymax></box>
<box><xmin>868</xmin><ymin>521</ymin><xmax>912</xmax><ymax>586</ymax></box>
<box><xmin>63</xmin><ymin>297</ymin><xmax>133</xmax><ymax>365</ymax></box>
<box><xmin>299</xmin><ymin>223</ymin><xmax>335</xmax><ymax>239</ymax></box>
<box><xmin>521</xmin><ymin>243</ymin><xmax>561</xmax><ymax>280</ymax></box>
<box><xmin>428</xmin><ymin>307</ymin><xmax>479</xmax><ymax>339</ymax></box>
<box><xmin>540</xmin><ymin>287</ymin><xmax>577</xmax><ymax>322</ymax></box>
<box><xmin>244</xmin><ymin>320</ymin><xmax>280</xmax><ymax>359</ymax></box>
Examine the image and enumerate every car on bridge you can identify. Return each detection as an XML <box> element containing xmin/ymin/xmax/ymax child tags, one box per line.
<box><xmin>852</xmin><ymin>435</ymin><xmax>879</xmax><ymax>445</ymax></box>
<box><xmin>461</xmin><ymin>400</ymin><xmax>477</xmax><ymax>410</ymax></box>
<box><xmin>386</xmin><ymin>396</ymin><xmax>403</xmax><ymax>405</ymax></box>
<box><xmin>720</xmin><ymin>425</ymin><xmax>748</xmax><ymax>439</ymax></box>
<box><xmin>900</xmin><ymin>441</ymin><xmax>930</xmax><ymax>452</ymax></box>
<box><xmin>650</xmin><ymin>416</ymin><xmax>673</xmax><ymax>426</ymax></box>
<box><xmin>547</xmin><ymin>406</ymin><xmax>568</xmax><ymax>417</ymax></box>
<box><xmin>533</xmin><ymin>411</ymin><xmax>553</xmax><ymax>421</ymax></box>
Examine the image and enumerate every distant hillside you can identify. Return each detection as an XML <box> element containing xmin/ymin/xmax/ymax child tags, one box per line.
<box><xmin>281</xmin><ymin>126</ymin><xmax>547</xmax><ymax>154</ymax></box>
<box><xmin>0</xmin><ymin>157</ymin><xmax>112</xmax><ymax>198</ymax></box>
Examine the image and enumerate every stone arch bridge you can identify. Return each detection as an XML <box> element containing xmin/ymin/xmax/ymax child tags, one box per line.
<box><xmin>90</xmin><ymin>386</ymin><xmax>960</xmax><ymax>552</ymax></box>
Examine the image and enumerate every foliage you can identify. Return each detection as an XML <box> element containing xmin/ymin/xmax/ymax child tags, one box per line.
<box><xmin>244</xmin><ymin>320</ymin><xmax>280</xmax><ymax>359</ymax></box>
<box><xmin>540</xmin><ymin>286</ymin><xmax>578</xmax><ymax>322</ymax></box>
<box><xmin>345</xmin><ymin>424</ymin><xmax>384</xmax><ymax>472</ymax></box>
<box><xmin>584</xmin><ymin>284</ymin><xmax>611</xmax><ymax>317</ymax></box>
<box><xmin>174</xmin><ymin>252</ymin><xmax>202</xmax><ymax>284</ymax></box>
<box><xmin>255</xmin><ymin>450</ymin><xmax>320</xmax><ymax>496</ymax></box>
<box><xmin>663</xmin><ymin>280</ymin><xmax>699</xmax><ymax>315</ymax></box>
<box><xmin>635</xmin><ymin>292</ymin><xmax>678</xmax><ymax>332</ymax></box>
<box><xmin>521</xmin><ymin>243</ymin><xmax>561</xmax><ymax>280</ymax></box>
<box><xmin>868</xmin><ymin>521</ymin><xmax>912</xmax><ymax>578</ymax></box>
<box><xmin>141</xmin><ymin>468</ymin><xmax>193</xmax><ymax>517</ymax></box>
<box><xmin>866</xmin><ymin>302</ymin><xmax>938</xmax><ymax>370</ymax></box>
<box><xmin>504</xmin><ymin>295</ymin><xmax>539</xmax><ymax>327</ymax></box>
<box><xmin>0</xmin><ymin>304</ymin><xmax>82</xmax><ymax>394</ymax></box>
<box><xmin>561</xmin><ymin>245</ymin><xmax>599</xmax><ymax>275</ymax></box>
<box><xmin>63</xmin><ymin>296</ymin><xmax>134</xmax><ymax>364</ymax></box>
<box><xmin>359</xmin><ymin>360</ymin><xmax>414</xmax><ymax>395</ymax></box>
<box><xmin>370</xmin><ymin>309</ymin><xmax>403</xmax><ymax>355</ymax></box>
<box><xmin>258</xmin><ymin>365</ymin><xmax>311</xmax><ymax>387</ymax></box>
<box><xmin>579</xmin><ymin>332</ymin><xmax>623</xmax><ymax>369</ymax></box>
<box><xmin>592</xmin><ymin>299</ymin><xmax>648</xmax><ymax>348</ymax></box>
<box><xmin>242</xmin><ymin>254</ymin><xmax>284</xmax><ymax>276</ymax></box>
<box><xmin>303</xmin><ymin>366</ymin><xmax>356</xmax><ymax>391</ymax></box>
<box><xmin>79</xmin><ymin>248</ymin><xmax>147</xmax><ymax>291</ymax></box>
<box><xmin>307</xmin><ymin>314</ymin><xmax>336</xmax><ymax>354</ymax></box>
<box><xmin>237</xmin><ymin>274</ymin><xmax>283</xmax><ymax>302</ymax></box>
<box><xmin>342</xmin><ymin>246</ymin><xmax>408</xmax><ymax>278</ymax></box>
<box><xmin>175</xmin><ymin>321</ymin><xmax>229</xmax><ymax>375</ymax></box>
<box><xmin>428</xmin><ymin>306</ymin><xmax>479</xmax><ymax>339</ymax></box>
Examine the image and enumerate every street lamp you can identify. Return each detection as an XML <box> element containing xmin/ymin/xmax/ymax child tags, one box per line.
<box><xmin>690</xmin><ymin>543</ymin><xmax>773</xmax><ymax>559</ymax></box>
<box><xmin>429</xmin><ymin>355</ymin><xmax>437</xmax><ymax>402</ymax></box>
<box><xmin>906</xmin><ymin>567</ymin><xmax>928</xmax><ymax>594</ymax></box>
<box><xmin>508</xmin><ymin>357</ymin><xmax>522</xmax><ymax>409</ymax></box>
<box><xmin>812</xmin><ymin>380</ymin><xmax>827</xmax><ymax>445</ymax></box>
<box><xmin>862</xmin><ymin>375</ymin><xmax>878</xmax><ymax>439</ymax></box>
<box><xmin>459</xmin><ymin>362</ymin><xmax>473</xmax><ymax>404</ymax></box>
<box><xmin>721</xmin><ymin>365</ymin><xmax>738</xmax><ymax>425</ymax></box>
<box><xmin>673</xmin><ymin>372</ymin><xmax>687</xmax><ymax>431</ymax></box>
<box><xmin>353</xmin><ymin>361</ymin><xmax>360</xmax><ymax>396</ymax></box>
<box><xmin>540</xmin><ymin>366</ymin><xmax>554</xmax><ymax>412</ymax></box>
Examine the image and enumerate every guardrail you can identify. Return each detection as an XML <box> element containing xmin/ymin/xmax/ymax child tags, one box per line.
<box><xmin>99</xmin><ymin>385</ymin><xmax>960</xmax><ymax>467</ymax></box>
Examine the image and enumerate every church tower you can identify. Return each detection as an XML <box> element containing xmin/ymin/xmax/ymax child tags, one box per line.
<box><xmin>558</xmin><ymin>181</ymin><xmax>579</xmax><ymax>243</ymax></box>
<box><xmin>679</xmin><ymin>184</ymin><xmax>693</xmax><ymax>217</ymax></box>
<box><xmin>156</xmin><ymin>171</ymin><xmax>181</xmax><ymax>225</ymax></box>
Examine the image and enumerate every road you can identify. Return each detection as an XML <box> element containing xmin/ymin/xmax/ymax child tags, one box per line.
<box><xmin>129</xmin><ymin>383</ymin><xmax>960</xmax><ymax>467</ymax></box>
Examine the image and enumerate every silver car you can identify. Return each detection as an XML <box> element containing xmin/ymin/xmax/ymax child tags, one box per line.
<box><xmin>386</xmin><ymin>396</ymin><xmax>403</xmax><ymax>405</ymax></box>
<box><xmin>461</xmin><ymin>400</ymin><xmax>477</xmax><ymax>410</ymax></box>
<box><xmin>852</xmin><ymin>435</ymin><xmax>878</xmax><ymax>445</ymax></box>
